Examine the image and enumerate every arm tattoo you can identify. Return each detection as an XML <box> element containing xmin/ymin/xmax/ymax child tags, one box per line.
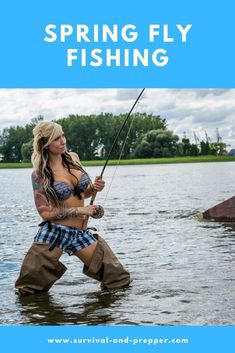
<box><xmin>32</xmin><ymin>171</ymin><xmax>83</xmax><ymax>220</ymax></box>
<box><xmin>32</xmin><ymin>171</ymin><xmax>49</xmax><ymax>213</ymax></box>
<box><xmin>51</xmin><ymin>207</ymin><xmax>84</xmax><ymax>220</ymax></box>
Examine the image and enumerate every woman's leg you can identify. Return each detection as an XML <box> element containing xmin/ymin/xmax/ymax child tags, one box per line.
<box><xmin>74</xmin><ymin>241</ymin><xmax>97</xmax><ymax>266</ymax></box>
<box><xmin>15</xmin><ymin>243</ymin><xmax>67</xmax><ymax>296</ymax></box>
<box><xmin>74</xmin><ymin>234</ymin><xmax>131</xmax><ymax>289</ymax></box>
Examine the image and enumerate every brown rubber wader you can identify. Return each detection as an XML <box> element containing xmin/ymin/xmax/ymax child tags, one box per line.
<box><xmin>83</xmin><ymin>234</ymin><xmax>131</xmax><ymax>290</ymax></box>
<box><xmin>15</xmin><ymin>243</ymin><xmax>67</xmax><ymax>297</ymax></box>
<box><xmin>15</xmin><ymin>234</ymin><xmax>131</xmax><ymax>296</ymax></box>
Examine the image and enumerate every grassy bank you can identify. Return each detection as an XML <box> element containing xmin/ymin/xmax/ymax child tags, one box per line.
<box><xmin>1</xmin><ymin>155</ymin><xmax>235</xmax><ymax>169</ymax></box>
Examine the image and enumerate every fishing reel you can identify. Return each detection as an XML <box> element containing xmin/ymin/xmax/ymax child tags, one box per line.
<box><xmin>91</xmin><ymin>205</ymin><xmax>105</xmax><ymax>219</ymax></box>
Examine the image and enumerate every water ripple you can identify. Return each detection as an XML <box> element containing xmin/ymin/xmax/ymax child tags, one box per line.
<box><xmin>1</xmin><ymin>164</ymin><xmax>235</xmax><ymax>325</ymax></box>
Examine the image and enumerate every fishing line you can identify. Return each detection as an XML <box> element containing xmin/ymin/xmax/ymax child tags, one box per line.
<box><xmin>102</xmin><ymin>89</ymin><xmax>148</xmax><ymax>205</ymax></box>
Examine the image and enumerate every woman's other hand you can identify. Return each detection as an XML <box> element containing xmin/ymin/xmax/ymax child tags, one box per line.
<box><xmin>93</xmin><ymin>176</ymin><xmax>105</xmax><ymax>192</ymax></box>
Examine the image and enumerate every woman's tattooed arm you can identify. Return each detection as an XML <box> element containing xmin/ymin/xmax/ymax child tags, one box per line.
<box><xmin>31</xmin><ymin>171</ymin><xmax>84</xmax><ymax>220</ymax></box>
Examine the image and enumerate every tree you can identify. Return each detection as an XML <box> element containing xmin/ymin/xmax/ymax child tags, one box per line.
<box><xmin>0</xmin><ymin>113</ymin><xmax>169</xmax><ymax>162</ymax></box>
<box><xmin>209</xmin><ymin>142</ymin><xmax>227</xmax><ymax>156</ymax></box>
<box><xmin>133</xmin><ymin>140</ymin><xmax>152</xmax><ymax>158</ymax></box>
<box><xmin>181</xmin><ymin>137</ymin><xmax>191</xmax><ymax>156</ymax></box>
<box><xmin>200</xmin><ymin>141</ymin><xmax>211</xmax><ymax>155</ymax></box>
<box><xmin>190</xmin><ymin>144</ymin><xmax>200</xmax><ymax>156</ymax></box>
<box><xmin>0</xmin><ymin>116</ymin><xmax>43</xmax><ymax>162</ymax></box>
<box><xmin>0</xmin><ymin>126</ymin><xmax>27</xmax><ymax>162</ymax></box>
<box><xmin>133</xmin><ymin>129</ymin><xmax>179</xmax><ymax>158</ymax></box>
<box><xmin>21</xmin><ymin>140</ymin><xmax>33</xmax><ymax>162</ymax></box>
<box><xmin>57</xmin><ymin>114</ymin><xmax>101</xmax><ymax>160</ymax></box>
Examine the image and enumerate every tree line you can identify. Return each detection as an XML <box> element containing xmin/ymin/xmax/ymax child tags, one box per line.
<box><xmin>0</xmin><ymin>114</ymin><xmax>227</xmax><ymax>163</ymax></box>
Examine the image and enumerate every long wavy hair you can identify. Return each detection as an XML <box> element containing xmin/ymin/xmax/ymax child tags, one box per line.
<box><xmin>31</xmin><ymin>121</ymin><xmax>92</xmax><ymax>206</ymax></box>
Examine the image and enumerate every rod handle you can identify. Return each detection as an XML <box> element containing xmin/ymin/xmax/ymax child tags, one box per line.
<box><xmin>82</xmin><ymin>176</ymin><xmax>102</xmax><ymax>230</ymax></box>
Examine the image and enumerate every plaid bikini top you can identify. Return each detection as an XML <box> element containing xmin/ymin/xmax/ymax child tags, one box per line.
<box><xmin>53</xmin><ymin>173</ymin><xmax>90</xmax><ymax>200</ymax></box>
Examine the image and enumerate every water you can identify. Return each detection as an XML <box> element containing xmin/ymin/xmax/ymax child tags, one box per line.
<box><xmin>0</xmin><ymin>163</ymin><xmax>234</xmax><ymax>325</ymax></box>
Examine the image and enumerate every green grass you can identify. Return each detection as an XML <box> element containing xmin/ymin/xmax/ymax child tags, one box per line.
<box><xmin>0</xmin><ymin>162</ymin><xmax>32</xmax><ymax>168</ymax></box>
<box><xmin>1</xmin><ymin>155</ymin><xmax>235</xmax><ymax>168</ymax></box>
<box><xmin>83</xmin><ymin>155</ymin><xmax>235</xmax><ymax>166</ymax></box>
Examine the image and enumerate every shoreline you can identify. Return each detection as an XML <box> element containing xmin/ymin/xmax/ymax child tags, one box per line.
<box><xmin>1</xmin><ymin>156</ymin><xmax>235</xmax><ymax>168</ymax></box>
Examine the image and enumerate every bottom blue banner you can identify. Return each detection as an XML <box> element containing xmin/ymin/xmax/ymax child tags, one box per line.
<box><xmin>0</xmin><ymin>326</ymin><xmax>234</xmax><ymax>353</ymax></box>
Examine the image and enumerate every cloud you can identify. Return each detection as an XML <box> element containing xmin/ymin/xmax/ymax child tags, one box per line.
<box><xmin>0</xmin><ymin>88</ymin><xmax>234</xmax><ymax>149</ymax></box>
<box><xmin>115</xmin><ymin>89</ymin><xmax>141</xmax><ymax>101</ymax></box>
<box><xmin>193</xmin><ymin>89</ymin><xmax>232</xmax><ymax>98</ymax></box>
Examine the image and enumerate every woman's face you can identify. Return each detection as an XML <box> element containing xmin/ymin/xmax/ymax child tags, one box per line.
<box><xmin>47</xmin><ymin>131</ymin><xmax>67</xmax><ymax>155</ymax></box>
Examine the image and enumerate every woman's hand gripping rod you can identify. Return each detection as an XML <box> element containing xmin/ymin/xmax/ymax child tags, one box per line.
<box><xmin>82</xmin><ymin>176</ymin><xmax>104</xmax><ymax>230</ymax></box>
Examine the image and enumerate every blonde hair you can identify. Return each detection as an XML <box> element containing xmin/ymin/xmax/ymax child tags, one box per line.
<box><xmin>32</xmin><ymin>121</ymin><xmax>92</xmax><ymax>206</ymax></box>
<box><xmin>32</xmin><ymin>121</ymin><xmax>64</xmax><ymax>170</ymax></box>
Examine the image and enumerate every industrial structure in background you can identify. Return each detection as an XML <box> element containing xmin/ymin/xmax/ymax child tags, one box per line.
<box><xmin>193</xmin><ymin>131</ymin><xmax>200</xmax><ymax>146</ymax></box>
<box><xmin>189</xmin><ymin>128</ymin><xmax>232</xmax><ymax>156</ymax></box>
<box><xmin>204</xmin><ymin>130</ymin><xmax>211</xmax><ymax>143</ymax></box>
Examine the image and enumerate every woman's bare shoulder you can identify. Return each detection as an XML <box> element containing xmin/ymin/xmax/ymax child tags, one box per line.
<box><xmin>68</xmin><ymin>151</ymin><xmax>80</xmax><ymax>163</ymax></box>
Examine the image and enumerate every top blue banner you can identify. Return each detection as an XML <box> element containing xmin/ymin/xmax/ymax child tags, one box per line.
<box><xmin>0</xmin><ymin>0</ymin><xmax>234</xmax><ymax>88</ymax></box>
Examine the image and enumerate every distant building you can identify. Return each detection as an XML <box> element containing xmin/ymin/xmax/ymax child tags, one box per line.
<box><xmin>227</xmin><ymin>149</ymin><xmax>235</xmax><ymax>156</ymax></box>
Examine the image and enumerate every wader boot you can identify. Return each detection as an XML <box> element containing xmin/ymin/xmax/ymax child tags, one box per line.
<box><xmin>15</xmin><ymin>243</ymin><xmax>67</xmax><ymax>297</ymax></box>
<box><xmin>83</xmin><ymin>234</ymin><xmax>131</xmax><ymax>289</ymax></box>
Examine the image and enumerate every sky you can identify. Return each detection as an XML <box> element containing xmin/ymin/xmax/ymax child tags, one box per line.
<box><xmin>0</xmin><ymin>88</ymin><xmax>234</xmax><ymax>149</ymax></box>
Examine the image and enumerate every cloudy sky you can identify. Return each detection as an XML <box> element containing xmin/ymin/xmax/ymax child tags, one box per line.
<box><xmin>0</xmin><ymin>88</ymin><xmax>234</xmax><ymax>149</ymax></box>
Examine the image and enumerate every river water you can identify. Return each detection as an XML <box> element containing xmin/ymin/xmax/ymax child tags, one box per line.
<box><xmin>0</xmin><ymin>163</ymin><xmax>234</xmax><ymax>325</ymax></box>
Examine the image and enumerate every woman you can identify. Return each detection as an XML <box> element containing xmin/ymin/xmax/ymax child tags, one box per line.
<box><xmin>15</xmin><ymin>121</ymin><xmax>131</xmax><ymax>296</ymax></box>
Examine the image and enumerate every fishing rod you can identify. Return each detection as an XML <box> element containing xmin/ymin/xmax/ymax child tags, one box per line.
<box><xmin>82</xmin><ymin>88</ymin><xmax>145</xmax><ymax>228</ymax></box>
<box><xmin>100</xmin><ymin>88</ymin><xmax>145</xmax><ymax>178</ymax></box>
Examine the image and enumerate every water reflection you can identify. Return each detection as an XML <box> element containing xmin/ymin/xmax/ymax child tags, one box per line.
<box><xmin>16</xmin><ymin>288</ymin><xmax>130</xmax><ymax>325</ymax></box>
<box><xmin>221</xmin><ymin>222</ymin><xmax>235</xmax><ymax>234</ymax></box>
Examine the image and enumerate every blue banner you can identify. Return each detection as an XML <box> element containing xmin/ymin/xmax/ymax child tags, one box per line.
<box><xmin>0</xmin><ymin>0</ymin><xmax>234</xmax><ymax>87</ymax></box>
<box><xmin>0</xmin><ymin>1</ymin><xmax>234</xmax><ymax>352</ymax></box>
<box><xmin>0</xmin><ymin>326</ymin><xmax>234</xmax><ymax>353</ymax></box>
